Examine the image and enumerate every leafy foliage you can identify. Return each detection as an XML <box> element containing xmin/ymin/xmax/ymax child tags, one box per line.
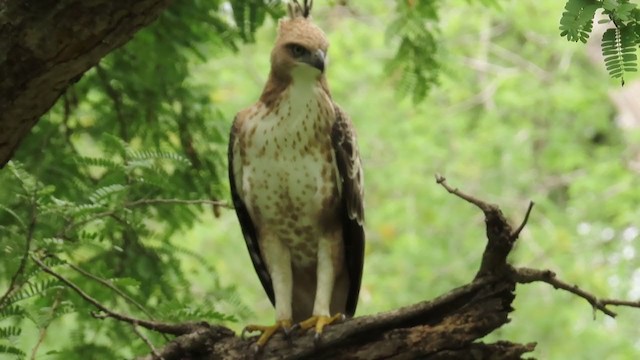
<box><xmin>0</xmin><ymin>345</ymin><xmax>25</xmax><ymax>359</ymax></box>
<box><xmin>560</xmin><ymin>0</ymin><xmax>640</xmax><ymax>83</ymax></box>
<box><xmin>602</xmin><ymin>26</ymin><xmax>638</xmax><ymax>83</ymax></box>
<box><xmin>560</xmin><ymin>0</ymin><xmax>599</xmax><ymax>43</ymax></box>
<box><xmin>386</xmin><ymin>0</ymin><xmax>440</xmax><ymax>103</ymax></box>
<box><xmin>1</xmin><ymin>0</ymin><xmax>640</xmax><ymax>359</ymax></box>
<box><xmin>0</xmin><ymin>1</ymin><xmax>281</xmax><ymax>358</ymax></box>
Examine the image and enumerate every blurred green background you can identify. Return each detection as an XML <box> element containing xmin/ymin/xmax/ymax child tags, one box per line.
<box><xmin>1</xmin><ymin>0</ymin><xmax>640</xmax><ymax>359</ymax></box>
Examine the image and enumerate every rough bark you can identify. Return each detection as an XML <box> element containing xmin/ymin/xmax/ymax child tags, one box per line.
<box><xmin>138</xmin><ymin>276</ymin><xmax>535</xmax><ymax>360</ymax></box>
<box><xmin>0</xmin><ymin>0</ymin><xmax>172</xmax><ymax>166</ymax></box>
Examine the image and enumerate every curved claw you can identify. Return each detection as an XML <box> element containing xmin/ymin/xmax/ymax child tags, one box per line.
<box><xmin>313</xmin><ymin>331</ymin><xmax>323</xmax><ymax>345</ymax></box>
<box><xmin>251</xmin><ymin>343</ymin><xmax>262</xmax><ymax>355</ymax></box>
<box><xmin>297</xmin><ymin>313</ymin><xmax>345</xmax><ymax>344</ymax></box>
<box><xmin>242</xmin><ymin>319</ymin><xmax>293</xmax><ymax>348</ymax></box>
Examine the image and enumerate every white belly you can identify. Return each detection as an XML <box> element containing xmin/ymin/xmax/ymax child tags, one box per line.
<box><xmin>240</xmin><ymin>95</ymin><xmax>339</xmax><ymax>266</ymax></box>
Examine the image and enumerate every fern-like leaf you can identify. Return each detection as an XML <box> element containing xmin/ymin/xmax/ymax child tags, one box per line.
<box><xmin>0</xmin><ymin>204</ymin><xmax>26</xmax><ymax>229</ymax></box>
<box><xmin>560</xmin><ymin>0</ymin><xmax>599</xmax><ymax>43</ymax></box>
<box><xmin>69</xmin><ymin>203</ymin><xmax>108</xmax><ymax>217</ymax></box>
<box><xmin>602</xmin><ymin>26</ymin><xmax>638</xmax><ymax>84</ymax></box>
<box><xmin>127</xmin><ymin>150</ymin><xmax>190</xmax><ymax>165</ymax></box>
<box><xmin>0</xmin><ymin>344</ymin><xmax>26</xmax><ymax>358</ymax></box>
<box><xmin>6</xmin><ymin>161</ymin><xmax>39</xmax><ymax>194</ymax></box>
<box><xmin>171</xmin><ymin>305</ymin><xmax>234</xmax><ymax>322</ymax></box>
<box><xmin>75</xmin><ymin>156</ymin><xmax>123</xmax><ymax>171</ymax></box>
<box><xmin>0</xmin><ymin>306</ymin><xmax>25</xmax><ymax>321</ymax></box>
<box><xmin>100</xmin><ymin>133</ymin><xmax>129</xmax><ymax>157</ymax></box>
<box><xmin>5</xmin><ymin>280</ymin><xmax>63</xmax><ymax>306</ymax></box>
<box><xmin>88</xmin><ymin>184</ymin><xmax>126</xmax><ymax>204</ymax></box>
<box><xmin>0</xmin><ymin>326</ymin><xmax>22</xmax><ymax>339</ymax></box>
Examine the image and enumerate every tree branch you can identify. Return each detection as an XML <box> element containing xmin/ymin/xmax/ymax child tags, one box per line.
<box><xmin>97</xmin><ymin>176</ymin><xmax>640</xmax><ymax>359</ymax></box>
<box><xmin>435</xmin><ymin>174</ymin><xmax>494</xmax><ymax>212</ymax></box>
<box><xmin>125</xmin><ymin>198</ymin><xmax>232</xmax><ymax>209</ymax></box>
<box><xmin>60</xmin><ymin>198</ymin><xmax>232</xmax><ymax>236</ymax></box>
<box><xmin>510</xmin><ymin>266</ymin><xmax>621</xmax><ymax>318</ymax></box>
<box><xmin>30</xmin><ymin>291</ymin><xmax>61</xmax><ymax>360</ymax></box>
<box><xmin>0</xmin><ymin>0</ymin><xmax>174</xmax><ymax>166</ymax></box>
<box><xmin>133</xmin><ymin>325</ymin><xmax>164</xmax><ymax>360</ymax></box>
<box><xmin>31</xmin><ymin>255</ymin><xmax>216</xmax><ymax>336</ymax></box>
<box><xmin>0</xmin><ymin>204</ymin><xmax>37</xmax><ymax>308</ymax></box>
<box><xmin>511</xmin><ymin>201</ymin><xmax>535</xmax><ymax>240</ymax></box>
<box><xmin>65</xmin><ymin>260</ymin><xmax>155</xmax><ymax>320</ymax></box>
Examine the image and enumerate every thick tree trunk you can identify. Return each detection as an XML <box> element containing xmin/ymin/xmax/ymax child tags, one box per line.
<box><xmin>0</xmin><ymin>0</ymin><xmax>172</xmax><ymax>166</ymax></box>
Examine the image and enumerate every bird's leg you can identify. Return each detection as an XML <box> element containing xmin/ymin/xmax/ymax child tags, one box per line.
<box><xmin>242</xmin><ymin>238</ymin><xmax>293</xmax><ymax>348</ymax></box>
<box><xmin>296</xmin><ymin>237</ymin><xmax>344</xmax><ymax>341</ymax></box>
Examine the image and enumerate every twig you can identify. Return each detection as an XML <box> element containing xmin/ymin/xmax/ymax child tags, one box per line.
<box><xmin>133</xmin><ymin>325</ymin><xmax>164</xmax><ymax>360</ymax></box>
<box><xmin>61</xmin><ymin>209</ymin><xmax>118</xmax><ymax>235</ymax></box>
<box><xmin>30</xmin><ymin>291</ymin><xmax>61</xmax><ymax>360</ymax></box>
<box><xmin>65</xmin><ymin>259</ymin><xmax>171</xmax><ymax>342</ymax></box>
<box><xmin>435</xmin><ymin>174</ymin><xmax>493</xmax><ymax>212</ymax></box>
<box><xmin>95</xmin><ymin>63</ymin><xmax>128</xmax><ymax>140</ymax></box>
<box><xmin>60</xmin><ymin>198</ymin><xmax>232</xmax><ymax>236</ymax></box>
<box><xmin>66</xmin><ymin>261</ymin><xmax>155</xmax><ymax>320</ymax></box>
<box><xmin>0</xmin><ymin>205</ymin><xmax>37</xmax><ymax>308</ymax></box>
<box><xmin>125</xmin><ymin>198</ymin><xmax>232</xmax><ymax>209</ymax></box>
<box><xmin>31</xmin><ymin>255</ymin><xmax>208</xmax><ymax>336</ymax></box>
<box><xmin>511</xmin><ymin>201</ymin><xmax>535</xmax><ymax>240</ymax></box>
<box><xmin>600</xmin><ymin>298</ymin><xmax>640</xmax><ymax>309</ymax></box>
<box><xmin>490</xmin><ymin>43</ymin><xmax>550</xmax><ymax>81</ymax></box>
<box><xmin>510</xmin><ymin>266</ymin><xmax>617</xmax><ymax>318</ymax></box>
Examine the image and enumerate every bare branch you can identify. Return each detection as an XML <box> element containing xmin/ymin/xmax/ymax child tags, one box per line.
<box><xmin>511</xmin><ymin>201</ymin><xmax>535</xmax><ymax>240</ymax></box>
<box><xmin>510</xmin><ymin>266</ymin><xmax>617</xmax><ymax>317</ymax></box>
<box><xmin>600</xmin><ymin>298</ymin><xmax>640</xmax><ymax>309</ymax></box>
<box><xmin>138</xmin><ymin>276</ymin><xmax>527</xmax><ymax>360</ymax></box>
<box><xmin>60</xmin><ymin>198</ymin><xmax>232</xmax><ymax>236</ymax></box>
<box><xmin>31</xmin><ymin>255</ymin><xmax>210</xmax><ymax>336</ymax></box>
<box><xmin>30</xmin><ymin>291</ymin><xmax>61</xmax><ymax>360</ymax></box>
<box><xmin>65</xmin><ymin>260</ymin><xmax>155</xmax><ymax>320</ymax></box>
<box><xmin>133</xmin><ymin>325</ymin><xmax>164</xmax><ymax>360</ymax></box>
<box><xmin>125</xmin><ymin>198</ymin><xmax>232</xmax><ymax>209</ymax></box>
<box><xmin>435</xmin><ymin>174</ymin><xmax>493</xmax><ymax>212</ymax></box>
<box><xmin>0</xmin><ymin>205</ymin><xmax>37</xmax><ymax>308</ymax></box>
<box><xmin>95</xmin><ymin>63</ymin><xmax>128</xmax><ymax>140</ymax></box>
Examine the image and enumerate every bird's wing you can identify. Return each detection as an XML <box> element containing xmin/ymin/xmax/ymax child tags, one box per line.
<box><xmin>331</xmin><ymin>104</ymin><xmax>365</xmax><ymax>317</ymax></box>
<box><xmin>228</xmin><ymin>113</ymin><xmax>275</xmax><ymax>305</ymax></box>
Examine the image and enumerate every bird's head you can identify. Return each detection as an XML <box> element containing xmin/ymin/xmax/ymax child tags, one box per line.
<box><xmin>270</xmin><ymin>0</ymin><xmax>329</xmax><ymax>81</ymax></box>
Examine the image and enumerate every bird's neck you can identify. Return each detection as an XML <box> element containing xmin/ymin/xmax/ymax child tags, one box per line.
<box><xmin>260</xmin><ymin>70</ymin><xmax>331</xmax><ymax>110</ymax></box>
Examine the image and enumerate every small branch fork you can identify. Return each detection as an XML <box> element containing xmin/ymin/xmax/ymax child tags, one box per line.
<box><xmin>435</xmin><ymin>174</ymin><xmax>640</xmax><ymax>318</ymax></box>
<box><xmin>510</xmin><ymin>267</ymin><xmax>640</xmax><ymax>318</ymax></box>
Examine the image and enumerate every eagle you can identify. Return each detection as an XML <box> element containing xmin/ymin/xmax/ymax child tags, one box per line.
<box><xmin>228</xmin><ymin>0</ymin><xmax>365</xmax><ymax>348</ymax></box>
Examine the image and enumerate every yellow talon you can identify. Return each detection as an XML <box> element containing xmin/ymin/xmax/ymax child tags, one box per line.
<box><xmin>242</xmin><ymin>319</ymin><xmax>293</xmax><ymax>347</ymax></box>
<box><xmin>297</xmin><ymin>313</ymin><xmax>344</xmax><ymax>335</ymax></box>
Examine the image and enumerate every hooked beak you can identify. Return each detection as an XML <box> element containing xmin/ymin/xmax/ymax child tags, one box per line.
<box><xmin>304</xmin><ymin>49</ymin><xmax>325</xmax><ymax>73</ymax></box>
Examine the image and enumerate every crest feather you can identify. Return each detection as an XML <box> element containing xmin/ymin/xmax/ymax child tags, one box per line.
<box><xmin>288</xmin><ymin>0</ymin><xmax>313</xmax><ymax>19</ymax></box>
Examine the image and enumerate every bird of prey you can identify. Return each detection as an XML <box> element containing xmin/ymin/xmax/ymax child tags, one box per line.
<box><xmin>228</xmin><ymin>0</ymin><xmax>365</xmax><ymax>347</ymax></box>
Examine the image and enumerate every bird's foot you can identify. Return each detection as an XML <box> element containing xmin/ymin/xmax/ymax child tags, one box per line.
<box><xmin>296</xmin><ymin>313</ymin><xmax>345</xmax><ymax>343</ymax></box>
<box><xmin>242</xmin><ymin>319</ymin><xmax>293</xmax><ymax>351</ymax></box>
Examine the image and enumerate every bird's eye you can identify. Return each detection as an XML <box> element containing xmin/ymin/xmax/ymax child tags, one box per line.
<box><xmin>290</xmin><ymin>44</ymin><xmax>308</xmax><ymax>57</ymax></box>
